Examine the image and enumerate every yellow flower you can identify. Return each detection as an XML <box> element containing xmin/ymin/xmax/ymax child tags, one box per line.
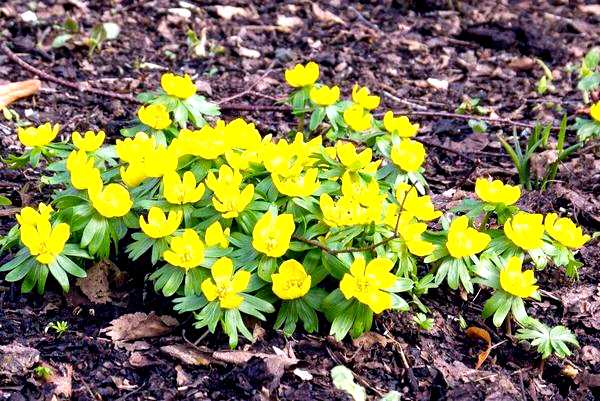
<box><xmin>161</xmin><ymin>72</ymin><xmax>196</xmax><ymax>99</ymax></box>
<box><xmin>137</xmin><ymin>104</ymin><xmax>171</xmax><ymax>130</ymax></box>
<box><xmin>16</xmin><ymin>203</ymin><xmax>53</xmax><ymax>227</ymax></box>
<box><xmin>590</xmin><ymin>101</ymin><xmax>600</xmax><ymax>122</ymax></box>
<box><xmin>144</xmin><ymin>146</ymin><xmax>179</xmax><ymax>178</ymax></box>
<box><xmin>20</xmin><ymin>218</ymin><xmax>70</xmax><ymax>264</ymax></box>
<box><xmin>309</xmin><ymin>85</ymin><xmax>340</xmax><ymax>106</ymax></box>
<box><xmin>499</xmin><ymin>256</ymin><xmax>538</xmax><ymax>298</ymax></box>
<box><xmin>116</xmin><ymin>132</ymin><xmax>156</xmax><ymax>164</ymax></box>
<box><xmin>284</xmin><ymin>61</ymin><xmax>319</xmax><ymax>88</ymax></box>
<box><xmin>170</xmin><ymin>124</ymin><xmax>228</xmax><ymax>159</ymax></box>
<box><xmin>319</xmin><ymin>194</ymin><xmax>382</xmax><ymax>227</ymax></box>
<box><xmin>271</xmin><ymin>259</ymin><xmax>311</xmax><ymax>300</ymax></box>
<box><xmin>335</xmin><ymin>141</ymin><xmax>379</xmax><ymax>173</ymax></box>
<box><xmin>163</xmin><ymin>171</ymin><xmax>205</xmax><ymax>205</ymax></box>
<box><xmin>225</xmin><ymin>149</ymin><xmax>261</xmax><ymax>171</ymax></box>
<box><xmin>272</xmin><ymin>168</ymin><xmax>320</xmax><ymax>197</ymax></box>
<box><xmin>163</xmin><ymin>229</ymin><xmax>205</xmax><ymax>270</ymax></box>
<box><xmin>475</xmin><ymin>178</ymin><xmax>520</xmax><ymax>205</ymax></box>
<box><xmin>544</xmin><ymin>213</ymin><xmax>590</xmax><ymax>249</ymax></box>
<box><xmin>205</xmin><ymin>221</ymin><xmax>230</xmax><ymax>248</ymax></box>
<box><xmin>89</xmin><ymin>183</ymin><xmax>132</xmax><ymax>218</ymax></box>
<box><xmin>262</xmin><ymin>134</ymin><xmax>318</xmax><ymax>178</ymax></box>
<box><xmin>72</xmin><ymin>130</ymin><xmax>105</xmax><ymax>152</ymax></box>
<box><xmin>252</xmin><ymin>212</ymin><xmax>295</xmax><ymax>257</ymax></box>
<box><xmin>504</xmin><ymin>212</ymin><xmax>545</xmax><ymax>250</ymax></box>
<box><xmin>139</xmin><ymin>207</ymin><xmax>182</xmax><ymax>239</ymax></box>
<box><xmin>341</xmin><ymin>171</ymin><xmax>382</xmax><ymax>207</ymax></box>
<box><xmin>390</xmin><ymin>139</ymin><xmax>426</xmax><ymax>172</ymax></box>
<box><xmin>224</xmin><ymin>118</ymin><xmax>263</xmax><ymax>150</ymax></box>
<box><xmin>351</xmin><ymin>84</ymin><xmax>380</xmax><ymax>110</ymax></box>
<box><xmin>206</xmin><ymin>165</ymin><xmax>254</xmax><ymax>218</ymax></box>
<box><xmin>120</xmin><ymin>162</ymin><xmax>147</xmax><ymax>188</ymax></box>
<box><xmin>343</xmin><ymin>104</ymin><xmax>372</xmax><ymax>132</ymax></box>
<box><xmin>384</xmin><ymin>210</ymin><xmax>435</xmax><ymax>257</ymax></box>
<box><xmin>201</xmin><ymin>257</ymin><xmax>250</xmax><ymax>309</ymax></box>
<box><xmin>394</xmin><ymin>183</ymin><xmax>441</xmax><ymax>221</ymax></box>
<box><xmin>66</xmin><ymin>151</ymin><xmax>102</xmax><ymax>191</ymax></box>
<box><xmin>445</xmin><ymin>215</ymin><xmax>490</xmax><ymax>258</ymax></box>
<box><xmin>17</xmin><ymin>123</ymin><xmax>60</xmax><ymax>148</ymax></box>
<box><xmin>340</xmin><ymin>257</ymin><xmax>397</xmax><ymax>314</ymax></box>
<box><xmin>383</xmin><ymin>112</ymin><xmax>419</xmax><ymax>137</ymax></box>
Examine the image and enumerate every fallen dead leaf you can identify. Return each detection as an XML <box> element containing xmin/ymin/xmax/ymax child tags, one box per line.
<box><xmin>561</xmin><ymin>364</ymin><xmax>579</xmax><ymax>379</ymax></box>
<box><xmin>101</xmin><ymin>312</ymin><xmax>178</xmax><ymax>342</ymax></box>
<box><xmin>427</xmin><ymin>78</ymin><xmax>449</xmax><ymax>90</ymax></box>
<box><xmin>530</xmin><ymin>149</ymin><xmax>558</xmax><ymax>180</ymax></box>
<box><xmin>276</xmin><ymin>15</ymin><xmax>303</xmax><ymax>29</ymax></box>
<box><xmin>111</xmin><ymin>376</ymin><xmax>137</xmax><ymax>391</ymax></box>
<box><xmin>578</xmin><ymin>4</ymin><xmax>600</xmax><ymax>16</ymax></box>
<box><xmin>160</xmin><ymin>344</ymin><xmax>211</xmax><ymax>366</ymax></box>
<box><xmin>352</xmin><ymin>331</ymin><xmax>393</xmax><ymax>349</ymax></box>
<box><xmin>294</xmin><ymin>368</ymin><xmax>313</xmax><ymax>381</ymax></box>
<box><xmin>0</xmin><ymin>79</ymin><xmax>41</xmax><ymax>108</ymax></box>
<box><xmin>48</xmin><ymin>363</ymin><xmax>72</xmax><ymax>398</ymax></box>
<box><xmin>466</xmin><ymin>326</ymin><xmax>492</xmax><ymax>369</ymax></box>
<box><xmin>508</xmin><ymin>57</ymin><xmax>536</xmax><ymax>71</ymax></box>
<box><xmin>581</xmin><ymin>345</ymin><xmax>600</xmax><ymax>366</ymax></box>
<box><xmin>175</xmin><ymin>365</ymin><xmax>192</xmax><ymax>386</ymax></box>
<box><xmin>128</xmin><ymin>352</ymin><xmax>155</xmax><ymax>368</ymax></box>
<box><xmin>238</xmin><ymin>46</ymin><xmax>260</xmax><ymax>59</ymax></box>
<box><xmin>215</xmin><ymin>5</ymin><xmax>249</xmax><ymax>20</ymax></box>
<box><xmin>0</xmin><ymin>342</ymin><xmax>40</xmax><ymax>378</ymax></box>
<box><xmin>76</xmin><ymin>259</ymin><xmax>114</xmax><ymax>304</ymax></box>
<box><xmin>312</xmin><ymin>4</ymin><xmax>345</xmax><ymax>25</ymax></box>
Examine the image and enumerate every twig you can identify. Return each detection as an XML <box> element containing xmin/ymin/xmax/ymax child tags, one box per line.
<box><xmin>115</xmin><ymin>381</ymin><xmax>147</xmax><ymax>401</ymax></box>
<box><xmin>0</xmin><ymin>42</ymin><xmax>136</xmax><ymax>103</ymax></box>
<box><xmin>217</xmin><ymin>61</ymin><xmax>275</xmax><ymax>105</ymax></box>
<box><xmin>349</xmin><ymin>6</ymin><xmax>382</xmax><ymax>32</ymax></box>
<box><xmin>219</xmin><ymin>103</ymin><xmax>289</xmax><ymax>112</ymax></box>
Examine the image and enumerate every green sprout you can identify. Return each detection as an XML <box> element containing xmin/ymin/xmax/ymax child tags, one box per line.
<box><xmin>45</xmin><ymin>321</ymin><xmax>69</xmax><ymax>337</ymax></box>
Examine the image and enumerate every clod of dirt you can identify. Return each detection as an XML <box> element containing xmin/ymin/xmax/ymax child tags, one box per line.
<box><xmin>559</xmin><ymin>285</ymin><xmax>600</xmax><ymax>330</ymax></box>
<box><xmin>101</xmin><ymin>312</ymin><xmax>178</xmax><ymax>342</ymax></box>
<box><xmin>0</xmin><ymin>342</ymin><xmax>39</xmax><ymax>380</ymax></box>
<box><xmin>76</xmin><ymin>260</ymin><xmax>118</xmax><ymax>304</ymax></box>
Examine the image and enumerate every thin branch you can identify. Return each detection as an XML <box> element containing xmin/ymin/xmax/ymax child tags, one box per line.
<box><xmin>217</xmin><ymin>61</ymin><xmax>275</xmax><ymax>105</ymax></box>
<box><xmin>0</xmin><ymin>42</ymin><xmax>137</xmax><ymax>103</ymax></box>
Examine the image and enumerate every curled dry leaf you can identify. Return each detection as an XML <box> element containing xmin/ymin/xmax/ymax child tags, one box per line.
<box><xmin>160</xmin><ymin>344</ymin><xmax>211</xmax><ymax>366</ymax></box>
<box><xmin>101</xmin><ymin>312</ymin><xmax>178</xmax><ymax>342</ymax></box>
<box><xmin>276</xmin><ymin>15</ymin><xmax>303</xmax><ymax>29</ymax></box>
<box><xmin>466</xmin><ymin>326</ymin><xmax>492</xmax><ymax>369</ymax></box>
<box><xmin>76</xmin><ymin>259</ymin><xmax>115</xmax><ymax>304</ymax></box>
<box><xmin>0</xmin><ymin>79</ymin><xmax>41</xmax><ymax>108</ymax></box>
<box><xmin>48</xmin><ymin>363</ymin><xmax>73</xmax><ymax>398</ymax></box>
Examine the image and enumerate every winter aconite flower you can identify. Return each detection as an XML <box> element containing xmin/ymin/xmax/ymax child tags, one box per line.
<box><xmin>72</xmin><ymin>130</ymin><xmax>105</xmax><ymax>152</ymax></box>
<box><xmin>391</xmin><ymin>139</ymin><xmax>426</xmax><ymax>172</ymax></box>
<box><xmin>163</xmin><ymin>229</ymin><xmax>205</xmax><ymax>269</ymax></box>
<box><xmin>137</xmin><ymin>104</ymin><xmax>171</xmax><ymax>130</ymax></box>
<box><xmin>309</xmin><ymin>85</ymin><xmax>340</xmax><ymax>106</ymax></box>
<box><xmin>340</xmin><ymin>257</ymin><xmax>397</xmax><ymax>314</ymax></box>
<box><xmin>20</xmin><ymin>219</ymin><xmax>70</xmax><ymax>264</ymax></box>
<box><xmin>271</xmin><ymin>260</ymin><xmax>311</xmax><ymax>300</ymax></box>
<box><xmin>343</xmin><ymin>104</ymin><xmax>372</xmax><ymax>132</ymax></box>
<box><xmin>544</xmin><ymin>213</ymin><xmax>590</xmax><ymax>249</ymax></box>
<box><xmin>206</xmin><ymin>165</ymin><xmax>254</xmax><ymax>218</ymax></box>
<box><xmin>351</xmin><ymin>85</ymin><xmax>380</xmax><ymax>110</ymax></box>
<box><xmin>590</xmin><ymin>101</ymin><xmax>600</xmax><ymax>122</ymax></box>
<box><xmin>504</xmin><ymin>212</ymin><xmax>545</xmax><ymax>250</ymax></box>
<box><xmin>284</xmin><ymin>62</ymin><xmax>319</xmax><ymax>88</ymax></box>
<box><xmin>394</xmin><ymin>183</ymin><xmax>442</xmax><ymax>221</ymax></box>
<box><xmin>499</xmin><ymin>257</ymin><xmax>538</xmax><ymax>298</ymax></box>
<box><xmin>163</xmin><ymin>171</ymin><xmax>205</xmax><ymax>205</ymax></box>
<box><xmin>445</xmin><ymin>215</ymin><xmax>491</xmax><ymax>258</ymax></box>
<box><xmin>205</xmin><ymin>221</ymin><xmax>230</xmax><ymax>248</ymax></box>
<box><xmin>66</xmin><ymin>150</ymin><xmax>102</xmax><ymax>191</ymax></box>
<box><xmin>201</xmin><ymin>257</ymin><xmax>250</xmax><ymax>309</ymax></box>
<box><xmin>272</xmin><ymin>168</ymin><xmax>320</xmax><ymax>197</ymax></box>
<box><xmin>335</xmin><ymin>141</ymin><xmax>379</xmax><ymax>173</ymax></box>
<box><xmin>120</xmin><ymin>162</ymin><xmax>146</xmax><ymax>188</ymax></box>
<box><xmin>161</xmin><ymin>72</ymin><xmax>197</xmax><ymax>99</ymax></box>
<box><xmin>139</xmin><ymin>207</ymin><xmax>182</xmax><ymax>239</ymax></box>
<box><xmin>475</xmin><ymin>178</ymin><xmax>520</xmax><ymax>205</ymax></box>
<box><xmin>383</xmin><ymin>112</ymin><xmax>419</xmax><ymax>137</ymax></box>
<box><xmin>252</xmin><ymin>211</ymin><xmax>295</xmax><ymax>257</ymax></box>
<box><xmin>17</xmin><ymin>123</ymin><xmax>60</xmax><ymax>148</ymax></box>
<box><xmin>16</xmin><ymin>203</ymin><xmax>53</xmax><ymax>227</ymax></box>
<box><xmin>116</xmin><ymin>132</ymin><xmax>156</xmax><ymax>163</ymax></box>
<box><xmin>384</xmin><ymin>211</ymin><xmax>435</xmax><ymax>256</ymax></box>
<box><xmin>89</xmin><ymin>184</ymin><xmax>133</xmax><ymax>218</ymax></box>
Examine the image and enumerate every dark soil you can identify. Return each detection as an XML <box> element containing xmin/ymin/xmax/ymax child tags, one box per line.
<box><xmin>1</xmin><ymin>1</ymin><xmax>599</xmax><ymax>400</ymax></box>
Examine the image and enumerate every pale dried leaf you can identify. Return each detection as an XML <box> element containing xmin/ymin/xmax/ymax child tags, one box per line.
<box><xmin>578</xmin><ymin>5</ymin><xmax>600</xmax><ymax>16</ymax></box>
<box><xmin>102</xmin><ymin>312</ymin><xmax>178</xmax><ymax>342</ymax></box>
<box><xmin>215</xmin><ymin>5</ymin><xmax>248</xmax><ymax>20</ymax></box>
<box><xmin>175</xmin><ymin>365</ymin><xmax>192</xmax><ymax>386</ymax></box>
<box><xmin>128</xmin><ymin>352</ymin><xmax>154</xmax><ymax>368</ymax></box>
<box><xmin>76</xmin><ymin>260</ymin><xmax>113</xmax><ymax>304</ymax></box>
<box><xmin>48</xmin><ymin>363</ymin><xmax>72</xmax><ymax>397</ymax></box>
<box><xmin>530</xmin><ymin>149</ymin><xmax>558</xmax><ymax>180</ymax></box>
<box><xmin>238</xmin><ymin>46</ymin><xmax>260</xmax><ymax>59</ymax></box>
<box><xmin>427</xmin><ymin>78</ymin><xmax>449</xmax><ymax>90</ymax></box>
<box><xmin>0</xmin><ymin>79</ymin><xmax>41</xmax><ymax>108</ymax></box>
<box><xmin>312</xmin><ymin>4</ymin><xmax>346</xmax><ymax>25</ymax></box>
<box><xmin>0</xmin><ymin>342</ymin><xmax>40</xmax><ymax>378</ymax></box>
<box><xmin>352</xmin><ymin>332</ymin><xmax>393</xmax><ymax>349</ymax></box>
<box><xmin>160</xmin><ymin>344</ymin><xmax>211</xmax><ymax>366</ymax></box>
<box><xmin>293</xmin><ymin>368</ymin><xmax>313</xmax><ymax>381</ymax></box>
<box><xmin>276</xmin><ymin>15</ymin><xmax>303</xmax><ymax>29</ymax></box>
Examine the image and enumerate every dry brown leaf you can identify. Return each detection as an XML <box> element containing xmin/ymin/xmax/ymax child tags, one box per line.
<box><xmin>276</xmin><ymin>15</ymin><xmax>303</xmax><ymax>29</ymax></box>
<box><xmin>48</xmin><ymin>363</ymin><xmax>73</xmax><ymax>398</ymax></box>
<box><xmin>578</xmin><ymin>5</ymin><xmax>600</xmax><ymax>16</ymax></box>
<box><xmin>312</xmin><ymin>4</ymin><xmax>345</xmax><ymax>25</ymax></box>
<box><xmin>215</xmin><ymin>5</ymin><xmax>249</xmax><ymax>20</ymax></box>
<box><xmin>352</xmin><ymin>331</ymin><xmax>393</xmax><ymax>349</ymax></box>
<box><xmin>76</xmin><ymin>260</ymin><xmax>113</xmax><ymax>304</ymax></box>
<box><xmin>466</xmin><ymin>326</ymin><xmax>492</xmax><ymax>369</ymax></box>
<box><xmin>128</xmin><ymin>352</ymin><xmax>155</xmax><ymax>368</ymax></box>
<box><xmin>427</xmin><ymin>78</ymin><xmax>449</xmax><ymax>90</ymax></box>
<box><xmin>530</xmin><ymin>149</ymin><xmax>558</xmax><ymax>180</ymax></box>
<box><xmin>160</xmin><ymin>344</ymin><xmax>211</xmax><ymax>366</ymax></box>
<box><xmin>102</xmin><ymin>312</ymin><xmax>178</xmax><ymax>342</ymax></box>
<box><xmin>238</xmin><ymin>46</ymin><xmax>261</xmax><ymax>59</ymax></box>
<box><xmin>175</xmin><ymin>365</ymin><xmax>192</xmax><ymax>386</ymax></box>
<box><xmin>0</xmin><ymin>342</ymin><xmax>40</xmax><ymax>378</ymax></box>
<box><xmin>0</xmin><ymin>79</ymin><xmax>41</xmax><ymax>108</ymax></box>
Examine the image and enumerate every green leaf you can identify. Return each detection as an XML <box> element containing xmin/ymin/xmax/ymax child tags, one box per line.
<box><xmin>309</xmin><ymin>107</ymin><xmax>326</xmax><ymax>131</ymax></box>
<box><xmin>0</xmin><ymin>195</ymin><xmax>12</xmax><ymax>206</ymax></box>
<box><xmin>492</xmin><ymin>296</ymin><xmax>512</xmax><ymax>327</ymax></box>
<box><xmin>48</xmin><ymin>260</ymin><xmax>70</xmax><ymax>292</ymax></box>
<box><xmin>51</xmin><ymin>33</ymin><xmax>73</xmax><ymax>48</ymax></box>
<box><xmin>56</xmin><ymin>255</ymin><xmax>87</xmax><ymax>278</ymax></box>
<box><xmin>321</xmin><ymin>253</ymin><xmax>349</xmax><ymax>279</ymax></box>
<box><xmin>331</xmin><ymin>365</ymin><xmax>366</xmax><ymax>401</ymax></box>
<box><xmin>257</xmin><ymin>256</ymin><xmax>278</xmax><ymax>282</ymax></box>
